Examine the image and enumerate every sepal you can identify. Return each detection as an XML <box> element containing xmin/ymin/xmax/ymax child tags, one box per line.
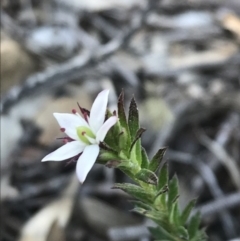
<box><xmin>98</xmin><ymin>150</ymin><xmax>120</xmax><ymax>163</ymax></box>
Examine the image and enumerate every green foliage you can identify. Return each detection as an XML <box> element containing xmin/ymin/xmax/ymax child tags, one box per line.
<box><xmin>188</xmin><ymin>212</ymin><xmax>201</xmax><ymax>240</ymax></box>
<box><xmin>157</xmin><ymin>162</ymin><xmax>168</xmax><ymax>190</ymax></box>
<box><xmin>100</xmin><ymin>91</ymin><xmax>206</xmax><ymax>241</ymax></box>
<box><xmin>112</xmin><ymin>183</ymin><xmax>155</xmax><ymax>204</ymax></box>
<box><xmin>181</xmin><ymin>199</ymin><xmax>197</xmax><ymax>225</ymax></box>
<box><xmin>141</xmin><ymin>147</ymin><xmax>149</xmax><ymax>169</ymax></box>
<box><xmin>149</xmin><ymin>226</ymin><xmax>176</xmax><ymax>241</ymax></box>
<box><xmin>117</xmin><ymin>91</ymin><xmax>131</xmax><ymax>152</ymax></box>
<box><xmin>149</xmin><ymin>147</ymin><xmax>167</xmax><ymax>173</ymax></box>
<box><xmin>128</xmin><ymin>97</ymin><xmax>139</xmax><ymax>140</ymax></box>
<box><xmin>168</xmin><ymin>175</ymin><xmax>179</xmax><ymax>211</ymax></box>
<box><xmin>135</xmin><ymin>168</ymin><xmax>158</xmax><ymax>185</ymax></box>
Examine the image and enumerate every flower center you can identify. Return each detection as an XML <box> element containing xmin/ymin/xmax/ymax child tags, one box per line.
<box><xmin>76</xmin><ymin>126</ymin><xmax>95</xmax><ymax>144</ymax></box>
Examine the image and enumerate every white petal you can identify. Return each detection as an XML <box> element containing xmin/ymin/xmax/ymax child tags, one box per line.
<box><xmin>53</xmin><ymin>113</ymin><xmax>89</xmax><ymax>140</ymax></box>
<box><xmin>41</xmin><ymin>141</ymin><xmax>85</xmax><ymax>162</ymax></box>
<box><xmin>96</xmin><ymin>116</ymin><xmax>118</xmax><ymax>142</ymax></box>
<box><xmin>76</xmin><ymin>144</ymin><xmax>99</xmax><ymax>183</ymax></box>
<box><xmin>89</xmin><ymin>89</ymin><xmax>109</xmax><ymax>133</ymax></box>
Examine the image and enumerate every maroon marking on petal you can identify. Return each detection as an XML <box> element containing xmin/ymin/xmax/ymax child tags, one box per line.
<box><xmin>72</xmin><ymin>109</ymin><xmax>77</xmax><ymax>114</ymax></box>
<box><xmin>60</xmin><ymin>128</ymin><xmax>65</xmax><ymax>132</ymax></box>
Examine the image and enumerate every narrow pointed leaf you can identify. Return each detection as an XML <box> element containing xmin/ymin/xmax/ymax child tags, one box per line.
<box><xmin>128</xmin><ymin>97</ymin><xmax>139</xmax><ymax>141</ymax></box>
<box><xmin>129</xmin><ymin>128</ymin><xmax>146</xmax><ymax>152</ymax></box>
<box><xmin>155</xmin><ymin>185</ymin><xmax>168</xmax><ymax>199</ymax></box>
<box><xmin>133</xmin><ymin>208</ymin><xmax>167</xmax><ymax>226</ymax></box>
<box><xmin>129</xmin><ymin>200</ymin><xmax>153</xmax><ymax>210</ymax></box>
<box><xmin>118</xmin><ymin>166</ymin><xmax>136</xmax><ymax>180</ymax></box>
<box><xmin>135</xmin><ymin>169</ymin><xmax>158</xmax><ymax>185</ymax></box>
<box><xmin>168</xmin><ymin>175</ymin><xmax>179</xmax><ymax>211</ymax></box>
<box><xmin>129</xmin><ymin>128</ymin><xmax>145</xmax><ymax>166</ymax></box>
<box><xmin>112</xmin><ymin>183</ymin><xmax>154</xmax><ymax>204</ymax></box>
<box><xmin>188</xmin><ymin>211</ymin><xmax>201</xmax><ymax>239</ymax></box>
<box><xmin>130</xmin><ymin>140</ymin><xmax>141</xmax><ymax>166</ymax></box>
<box><xmin>158</xmin><ymin>162</ymin><xmax>168</xmax><ymax>190</ymax></box>
<box><xmin>141</xmin><ymin>147</ymin><xmax>149</xmax><ymax>169</ymax></box>
<box><xmin>177</xmin><ymin>226</ymin><xmax>189</xmax><ymax>240</ymax></box>
<box><xmin>117</xmin><ymin>91</ymin><xmax>130</xmax><ymax>150</ymax></box>
<box><xmin>181</xmin><ymin>199</ymin><xmax>196</xmax><ymax>225</ymax></box>
<box><xmin>149</xmin><ymin>227</ymin><xmax>176</xmax><ymax>241</ymax></box>
<box><xmin>149</xmin><ymin>147</ymin><xmax>167</xmax><ymax>173</ymax></box>
<box><xmin>169</xmin><ymin>202</ymin><xmax>180</xmax><ymax>226</ymax></box>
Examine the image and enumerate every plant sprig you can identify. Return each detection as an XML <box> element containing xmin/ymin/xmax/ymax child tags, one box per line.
<box><xmin>99</xmin><ymin>91</ymin><xmax>207</xmax><ymax>241</ymax></box>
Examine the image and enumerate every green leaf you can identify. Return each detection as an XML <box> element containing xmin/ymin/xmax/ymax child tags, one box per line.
<box><xmin>149</xmin><ymin>226</ymin><xmax>176</xmax><ymax>241</ymax></box>
<box><xmin>168</xmin><ymin>175</ymin><xmax>179</xmax><ymax>211</ymax></box>
<box><xmin>118</xmin><ymin>166</ymin><xmax>136</xmax><ymax>180</ymax></box>
<box><xmin>158</xmin><ymin>162</ymin><xmax>168</xmax><ymax>191</ymax></box>
<box><xmin>149</xmin><ymin>147</ymin><xmax>167</xmax><ymax>173</ymax></box>
<box><xmin>133</xmin><ymin>208</ymin><xmax>168</xmax><ymax>227</ymax></box>
<box><xmin>155</xmin><ymin>185</ymin><xmax>168</xmax><ymax>199</ymax></box>
<box><xmin>128</xmin><ymin>97</ymin><xmax>139</xmax><ymax>141</ymax></box>
<box><xmin>129</xmin><ymin>128</ymin><xmax>145</xmax><ymax>166</ymax></box>
<box><xmin>129</xmin><ymin>128</ymin><xmax>146</xmax><ymax>152</ymax></box>
<box><xmin>112</xmin><ymin>183</ymin><xmax>154</xmax><ymax>204</ymax></box>
<box><xmin>141</xmin><ymin>147</ymin><xmax>149</xmax><ymax>169</ymax></box>
<box><xmin>104</xmin><ymin>110</ymin><xmax>120</xmax><ymax>149</ymax></box>
<box><xmin>181</xmin><ymin>199</ymin><xmax>196</xmax><ymax>225</ymax></box>
<box><xmin>169</xmin><ymin>202</ymin><xmax>180</xmax><ymax>226</ymax></box>
<box><xmin>129</xmin><ymin>200</ymin><xmax>153</xmax><ymax>210</ymax></box>
<box><xmin>188</xmin><ymin>212</ymin><xmax>201</xmax><ymax>239</ymax></box>
<box><xmin>177</xmin><ymin>226</ymin><xmax>189</xmax><ymax>240</ymax></box>
<box><xmin>135</xmin><ymin>169</ymin><xmax>158</xmax><ymax>185</ymax></box>
<box><xmin>117</xmin><ymin>91</ymin><xmax>130</xmax><ymax>151</ymax></box>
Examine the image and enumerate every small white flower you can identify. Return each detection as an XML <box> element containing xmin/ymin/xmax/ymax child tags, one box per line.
<box><xmin>41</xmin><ymin>89</ymin><xmax>118</xmax><ymax>183</ymax></box>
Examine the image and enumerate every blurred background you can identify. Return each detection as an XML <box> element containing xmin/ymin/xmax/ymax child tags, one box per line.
<box><xmin>1</xmin><ymin>0</ymin><xmax>240</xmax><ymax>241</ymax></box>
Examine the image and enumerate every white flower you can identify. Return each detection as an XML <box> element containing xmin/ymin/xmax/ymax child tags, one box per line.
<box><xmin>41</xmin><ymin>89</ymin><xmax>118</xmax><ymax>183</ymax></box>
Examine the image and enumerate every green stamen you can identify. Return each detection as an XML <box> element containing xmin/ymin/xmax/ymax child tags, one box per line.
<box><xmin>76</xmin><ymin>126</ymin><xmax>96</xmax><ymax>144</ymax></box>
